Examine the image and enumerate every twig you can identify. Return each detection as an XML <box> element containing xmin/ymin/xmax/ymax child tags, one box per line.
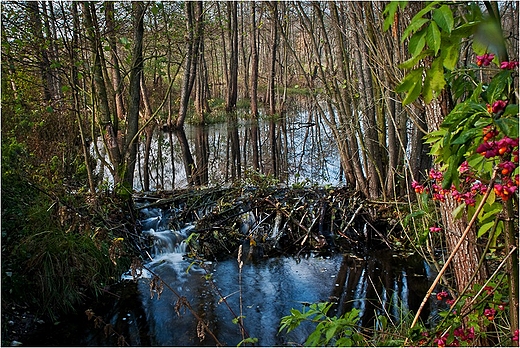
<box><xmin>362</xmin><ymin>215</ymin><xmax>393</xmax><ymax>250</ymax></box>
<box><xmin>468</xmin><ymin>246</ymin><xmax>517</xmax><ymax>307</ymax></box>
<box><xmin>341</xmin><ymin>203</ymin><xmax>363</xmax><ymax>235</ymax></box>
<box><xmin>237</xmin><ymin>245</ymin><xmax>246</xmax><ymax>341</ymax></box>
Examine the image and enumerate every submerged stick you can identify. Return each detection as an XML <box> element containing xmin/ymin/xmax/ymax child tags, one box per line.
<box><xmin>406</xmin><ymin>168</ymin><xmax>498</xmax><ymax>339</ymax></box>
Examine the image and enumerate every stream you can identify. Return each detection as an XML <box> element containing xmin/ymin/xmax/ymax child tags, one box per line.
<box><xmin>75</xmin><ymin>199</ymin><xmax>433</xmax><ymax>346</ymax></box>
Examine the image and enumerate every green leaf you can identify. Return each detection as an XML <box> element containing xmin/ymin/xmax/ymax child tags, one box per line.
<box><xmin>404</xmin><ymin>210</ymin><xmax>426</xmax><ymax>227</ymax></box>
<box><xmin>409</xmin><ymin>28</ymin><xmax>427</xmax><ymax>56</ymax></box>
<box><xmin>383</xmin><ymin>2</ymin><xmax>400</xmax><ymax>32</ymax></box>
<box><xmin>305</xmin><ymin>329</ymin><xmax>322</xmax><ymax>347</ymax></box>
<box><xmin>424</xmin><ymin>129</ymin><xmax>448</xmax><ymax>143</ymax></box>
<box><xmin>238</xmin><ymin>337</ymin><xmax>258</xmax><ymax>346</ymax></box>
<box><xmin>398</xmin><ymin>68</ymin><xmax>424</xmax><ymax>105</ymax></box>
<box><xmin>451</xmin><ymin>128</ymin><xmax>481</xmax><ymax>145</ymax></box>
<box><xmin>486</xmin><ymin>189</ymin><xmax>496</xmax><ymax>206</ymax></box>
<box><xmin>423</xmin><ymin>56</ymin><xmax>446</xmax><ymax>103</ymax></box>
<box><xmin>452</xmin><ymin>203</ymin><xmax>466</xmax><ymax>219</ymax></box>
<box><xmin>402</xmin><ymin>18</ymin><xmax>430</xmax><ymax>43</ymax></box>
<box><xmin>479</xmin><ymin>204</ymin><xmax>502</xmax><ymax>222</ymax></box>
<box><xmin>442</xmin><ymin>101</ymin><xmax>487</xmax><ymax>129</ymax></box>
<box><xmin>426</xmin><ymin>21</ymin><xmax>441</xmax><ymax>55</ymax></box>
<box><xmin>484</xmin><ymin>70</ymin><xmax>513</xmax><ymax>103</ymax></box>
<box><xmin>490</xmin><ymin>221</ymin><xmax>503</xmax><ymax>249</ymax></box>
<box><xmin>440</xmin><ymin>34</ymin><xmax>461</xmax><ymax>70</ymax></box>
<box><xmin>451</xmin><ymin>21</ymin><xmax>480</xmax><ymax>38</ymax></box>
<box><xmin>495</xmin><ymin>117</ymin><xmax>519</xmax><ymax>139</ymax></box>
<box><xmin>325</xmin><ymin>325</ymin><xmax>336</xmax><ymax>342</ymax></box>
<box><xmin>503</xmin><ymin>104</ymin><xmax>519</xmax><ymax>117</ymax></box>
<box><xmin>432</xmin><ymin>5</ymin><xmax>454</xmax><ymax>33</ymax></box>
<box><xmin>399</xmin><ymin>49</ymin><xmax>434</xmax><ymax>69</ymax></box>
<box><xmin>478</xmin><ymin>221</ymin><xmax>495</xmax><ymax>238</ymax></box>
<box><xmin>409</xmin><ymin>2</ymin><xmax>439</xmax><ymax>29</ymax></box>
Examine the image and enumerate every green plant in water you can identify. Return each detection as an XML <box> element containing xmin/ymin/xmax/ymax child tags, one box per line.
<box><xmin>279</xmin><ymin>302</ymin><xmax>365</xmax><ymax>346</ymax></box>
<box><xmin>242</xmin><ymin>169</ymin><xmax>280</xmax><ymax>189</ymax></box>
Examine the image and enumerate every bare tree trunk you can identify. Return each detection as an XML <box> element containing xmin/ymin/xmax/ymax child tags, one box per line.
<box><xmin>225</xmin><ymin>1</ymin><xmax>238</xmax><ymax>112</ymax></box>
<box><xmin>105</xmin><ymin>2</ymin><xmax>126</xmax><ymax>121</ymax></box>
<box><xmin>216</xmin><ymin>2</ymin><xmax>229</xmax><ymax>99</ymax></box>
<box><xmin>123</xmin><ymin>1</ymin><xmax>145</xmax><ymax>189</ymax></box>
<box><xmin>41</xmin><ymin>1</ymin><xmax>62</xmax><ymax>101</ymax></box>
<box><xmin>249</xmin><ymin>1</ymin><xmax>260</xmax><ymax>171</ymax></box>
<box><xmin>267</xmin><ymin>2</ymin><xmax>278</xmax><ymax>116</ymax></box>
<box><xmin>140</xmin><ymin>74</ymin><xmax>154</xmax><ymax>192</ymax></box>
<box><xmin>26</xmin><ymin>2</ymin><xmax>53</xmax><ymax>102</ymax></box>
<box><xmin>240</xmin><ymin>3</ymin><xmax>250</xmax><ymax>99</ymax></box>
<box><xmin>176</xmin><ymin>1</ymin><xmax>202</xmax><ymax>129</ymax></box>
<box><xmin>194</xmin><ymin>126</ymin><xmax>209</xmax><ymax>185</ymax></box>
<box><xmin>176</xmin><ymin>128</ymin><xmax>199</xmax><ymax>186</ymax></box>
<box><xmin>82</xmin><ymin>1</ymin><xmax>121</xmax><ymax>181</ymax></box>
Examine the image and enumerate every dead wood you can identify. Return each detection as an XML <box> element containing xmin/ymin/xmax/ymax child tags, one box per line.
<box><xmin>133</xmin><ymin>185</ymin><xmax>395</xmax><ymax>260</ymax></box>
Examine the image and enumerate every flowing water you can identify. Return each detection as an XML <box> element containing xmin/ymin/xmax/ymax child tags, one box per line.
<box><xmin>80</xmin><ymin>201</ymin><xmax>432</xmax><ymax>347</ymax></box>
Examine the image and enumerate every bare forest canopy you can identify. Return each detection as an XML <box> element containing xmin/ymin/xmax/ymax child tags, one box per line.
<box><xmin>1</xmin><ymin>1</ymin><xmax>518</xmax><ymax>200</ymax></box>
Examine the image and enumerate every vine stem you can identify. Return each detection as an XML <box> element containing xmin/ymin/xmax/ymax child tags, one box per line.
<box><xmin>405</xmin><ymin>167</ymin><xmax>498</xmax><ymax>344</ymax></box>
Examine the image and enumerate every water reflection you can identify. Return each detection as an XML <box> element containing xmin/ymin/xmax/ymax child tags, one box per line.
<box><xmin>113</xmin><ymin>251</ymin><xmax>429</xmax><ymax>346</ymax></box>
<box><xmin>94</xmin><ymin>101</ymin><xmax>342</xmax><ymax>191</ymax></box>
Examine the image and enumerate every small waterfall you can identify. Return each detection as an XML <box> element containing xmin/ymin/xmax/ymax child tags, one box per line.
<box><xmin>143</xmin><ymin>227</ymin><xmax>191</xmax><ymax>256</ymax></box>
<box><xmin>122</xmin><ymin>204</ymin><xmax>196</xmax><ymax>281</ymax></box>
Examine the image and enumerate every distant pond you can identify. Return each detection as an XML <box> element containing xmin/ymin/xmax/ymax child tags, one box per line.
<box><xmin>93</xmin><ymin>97</ymin><xmax>342</xmax><ymax>190</ymax></box>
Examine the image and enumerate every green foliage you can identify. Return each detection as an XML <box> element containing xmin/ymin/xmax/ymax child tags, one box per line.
<box><xmin>279</xmin><ymin>302</ymin><xmax>364</xmax><ymax>346</ymax></box>
<box><xmin>386</xmin><ymin>2</ymin><xmax>483</xmax><ymax>105</ymax></box>
<box><xmin>388</xmin><ymin>2</ymin><xmax>518</xmax><ymax>346</ymax></box>
<box><xmin>237</xmin><ymin>337</ymin><xmax>258</xmax><ymax>347</ymax></box>
<box><xmin>2</xmin><ymin>139</ymin><xmax>132</xmax><ymax>320</ymax></box>
<box><xmin>242</xmin><ymin>169</ymin><xmax>280</xmax><ymax>189</ymax></box>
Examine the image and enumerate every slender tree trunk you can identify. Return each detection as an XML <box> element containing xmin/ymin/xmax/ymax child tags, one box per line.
<box><xmin>226</xmin><ymin>1</ymin><xmax>238</xmax><ymax>112</ymax></box>
<box><xmin>82</xmin><ymin>1</ymin><xmax>121</xmax><ymax>181</ymax></box>
<box><xmin>123</xmin><ymin>1</ymin><xmax>145</xmax><ymax>189</ymax></box>
<box><xmin>140</xmin><ymin>74</ymin><xmax>154</xmax><ymax>192</ymax></box>
<box><xmin>41</xmin><ymin>1</ymin><xmax>62</xmax><ymax>101</ymax></box>
<box><xmin>176</xmin><ymin>128</ymin><xmax>199</xmax><ymax>186</ymax></box>
<box><xmin>194</xmin><ymin>126</ymin><xmax>209</xmax><ymax>185</ymax></box>
<box><xmin>105</xmin><ymin>2</ymin><xmax>126</xmax><ymax>121</ymax></box>
<box><xmin>249</xmin><ymin>1</ymin><xmax>260</xmax><ymax>171</ymax></box>
<box><xmin>176</xmin><ymin>1</ymin><xmax>202</xmax><ymax>129</ymax></box>
<box><xmin>26</xmin><ymin>2</ymin><xmax>53</xmax><ymax>102</ymax></box>
<box><xmin>267</xmin><ymin>2</ymin><xmax>278</xmax><ymax>116</ymax></box>
<box><xmin>194</xmin><ymin>34</ymin><xmax>211</xmax><ymax>122</ymax></box>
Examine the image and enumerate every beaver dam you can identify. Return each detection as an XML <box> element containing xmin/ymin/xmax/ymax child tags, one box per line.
<box><xmin>132</xmin><ymin>184</ymin><xmax>397</xmax><ymax>260</ymax></box>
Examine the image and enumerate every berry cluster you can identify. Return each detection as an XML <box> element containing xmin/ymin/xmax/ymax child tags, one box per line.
<box><xmin>413</xmin><ymin>131</ymin><xmax>518</xmax><ymax>205</ymax></box>
<box><xmin>476</xmin><ymin>129</ymin><xmax>519</xmax><ymax>201</ymax></box>
<box><xmin>411</xmin><ymin>166</ymin><xmax>487</xmax><ymax>207</ymax></box>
